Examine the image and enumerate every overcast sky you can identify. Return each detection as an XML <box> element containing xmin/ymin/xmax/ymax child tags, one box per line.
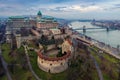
<box><xmin>0</xmin><ymin>0</ymin><xmax>120</xmax><ymax>20</ymax></box>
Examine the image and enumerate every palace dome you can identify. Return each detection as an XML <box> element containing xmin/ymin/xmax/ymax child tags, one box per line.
<box><xmin>37</xmin><ymin>11</ymin><xmax>42</xmax><ymax>16</ymax></box>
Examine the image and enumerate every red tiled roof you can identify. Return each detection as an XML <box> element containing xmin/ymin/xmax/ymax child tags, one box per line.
<box><xmin>76</xmin><ymin>38</ymin><xmax>91</xmax><ymax>45</ymax></box>
<box><xmin>37</xmin><ymin>51</ymin><xmax>71</xmax><ymax>61</ymax></box>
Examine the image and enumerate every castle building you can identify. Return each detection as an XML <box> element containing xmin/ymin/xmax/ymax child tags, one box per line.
<box><xmin>6</xmin><ymin>16</ymin><xmax>36</xmax><ymax>43</ymax></box>
<box><xmin>6</xmin><ymin>11</ymin><xmax>59</xmax><ymax>48</ymax></box>
<box><xmin>36</xmin><ymin>11</ymin><xmax>59</xmax><ymax>29</ymax></box>
<box><xmin>37</xmin><ymin>39</ymin><xmax>73</xmax><ymax>73</ymax></box>
<box><xmin>37</xmin><ymin>11</ymin><xmax>42</xmax><ymax>20</ymax></box>
<box><xmin>62</xmin><ymin>39</ymin><xmax>73</xmax><ymax>54</ymax></box>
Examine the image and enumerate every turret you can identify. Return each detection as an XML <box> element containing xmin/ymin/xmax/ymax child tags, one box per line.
<box><xmin>37</xmin><ymin>11</ymin><xmax>42</xmax><ymax>20</ymax></box>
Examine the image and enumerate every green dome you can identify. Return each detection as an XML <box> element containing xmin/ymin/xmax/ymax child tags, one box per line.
<box><xmin>37</xmin><ymin>11</ymin><xmax>42</xmax><ymax>16</ymax></box>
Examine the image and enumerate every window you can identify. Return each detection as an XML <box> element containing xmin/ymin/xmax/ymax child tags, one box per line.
<box><xmin>50</xmin><ymin>64</ymin><xmax>52</xmax><ymax>66</ymax></box>
<box><xmin>61</xmin><ymin>63</ymin><xmax>63</xmax><ymax>65</ymax></box>
<box><xmin>41</xmin><ymin>61</ymin><xmax>43</xmax><ymax>63</ymax></box>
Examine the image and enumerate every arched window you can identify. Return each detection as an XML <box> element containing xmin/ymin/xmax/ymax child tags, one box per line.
<box><xmin>48</xmin><ymin>69</ymin><xmax>50</xmax><ymax>73</ymax></box>
<box><xmin>50</xmin><ymin>64</ymin><xmax>52</xmax><ymax>66</ymax></box>
<box><xmin>61</xmin><ymin>63</ymin><xmax>63</xmax><ymax>65</ymax></box>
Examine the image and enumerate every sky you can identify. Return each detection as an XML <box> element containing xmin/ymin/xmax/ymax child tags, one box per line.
<box><xmin>0</xmin><ymin>0</ymin><xmax>120</xmax><ymax>20</ymax></box>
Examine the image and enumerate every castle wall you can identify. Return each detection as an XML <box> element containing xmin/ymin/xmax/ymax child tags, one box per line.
<box><xmin>37</xmin><ymin>56</ymin><xmax>68</xmax><ymax>73</ymax></box>
<box><xmin>37</xmin><ymin>50</ymin><xmax>71</xmax><ymax>73</ymax></box>
<box><xmin>37</xmin><ymin>22</ymin><xmax>58</xmax><ymax>29</ymax></box>
<box><xmin>47</xmin><ymin>44</ymin><xmax>56</xmax><ymax>51</ymax></box>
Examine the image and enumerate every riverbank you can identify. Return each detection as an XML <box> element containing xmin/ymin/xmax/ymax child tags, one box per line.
<box><xmin>71</xmin><ymin>28</ymin><xmax>120</xmax><ymax>60</ymax></box>
<box><xmin>69</xmin><ymin>21</ymin><xmax>120</xmax><ymax>48</ymax></box>
<box><xmin>91</xmin><ymin>21</ymin><xmax>120</xmax><ymax>30</ymax></box>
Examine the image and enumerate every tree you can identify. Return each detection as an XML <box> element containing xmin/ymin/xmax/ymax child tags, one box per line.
<box><xmin>39</xmin><ymin>35</ymin><xmax>48</xmax><ymax>45</ymax></box>
<box><xmin>51</xmin><ymin>36</ymin><xmax>55</xmax><ymax>44</ymax></box>
<box><xmin>43</xmin><ymin>45</ymin><xmax>48</xmax><ymax>53</ymax></box>
<box><xmin>9</xmin><ymin>61</ymin><xmax>16</xmax><ymax>74</ymax></box>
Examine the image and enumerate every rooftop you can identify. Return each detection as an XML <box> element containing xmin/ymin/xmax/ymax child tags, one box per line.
<box><xmin>37</xmin><ymin>11</ymin><xmax>42</xmax><ymax>16</ymax></box>
<box><xmin>37</xmin><ymin>50</ymin><xmax>71</xmax><ymax>61</ymax></box>
<box><xmin>9</xmin><ymin>16</ymin><xmax>25</xmax><ymax>19</ymax></box>
<box><xmin>38</xmin><ymin>16</ymin><xmax>57</xmax><ymax>22</ymax></box>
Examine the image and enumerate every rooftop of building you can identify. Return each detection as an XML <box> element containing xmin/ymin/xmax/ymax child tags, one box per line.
<box><xmin>50</xmin><ymin>28</ymin><xmax>60</xmax><ymax>31</ymax></box>
<box><xmin>8</xmin><ymin>11</ymin><xmax>58</xmax><ymax>23</ymax></box>
<box><xmin>9</xmin><ymin>16</ymin><xmax>25</xmax><ymax>19</ymax></box>
<box><xmin>37</xmin><ymin>50</ymin><xmax>71</xmax><ymax>61</ymax></box>
<box><xmin>37</xmin><ymin>16</ymin><xmax>57</xmax><ymax>22</ymax></box>
<box><xmin>37</xmin><ymin>11</ymin><xmax>42</xmax><ymax>16</ymax></box>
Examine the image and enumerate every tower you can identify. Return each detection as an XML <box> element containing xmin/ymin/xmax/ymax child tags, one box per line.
<box><xmin>37</xmin><ymin>11</ymin><xmax>42</xmax><ymax>20</ymax></box>
<box><xmin>15</xmin><ymin>33</ymin><xmax>21</xmax><ymax>48</ymax></box>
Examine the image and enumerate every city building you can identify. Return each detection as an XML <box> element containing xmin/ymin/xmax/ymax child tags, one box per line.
<box><xmin>6</xmin><ymin>11</ymin><xmax>59</xmax><ymax>43</ymax></box>
<box><xmin>6</xmin><ymin>16</ymin><xmax>36</xmax><ymax>43</ymax></box>
<box><xmin>36</xmin><ymin>11</ymin><xmax>59</xmax><ymax>29</ymax></box>
<box><xmin>62</xmin><ymin>39</ymin><xmax>73</xmax><ymax>54</ymax></box>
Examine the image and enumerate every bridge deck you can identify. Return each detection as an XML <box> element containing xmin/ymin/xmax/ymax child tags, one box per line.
<box><xmin>74</xmin><ymin>27</ymin><xmax>106</xmax><ymax>30</ymax></box>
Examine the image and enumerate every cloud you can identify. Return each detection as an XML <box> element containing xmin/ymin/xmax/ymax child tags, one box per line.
<box><xmin>0</xmin><ymin>0</ymin><xmax>120</xmax><ymax>19</ymax></box>
<box><xmin>70</xmin><ymin>5</ymin><xmax>103</xmax><ymax>12</ymax></box>
<box><xmin>46</xmin><ymin>5</ymin><xmax>103</xmax><ymax>12</ymax></box>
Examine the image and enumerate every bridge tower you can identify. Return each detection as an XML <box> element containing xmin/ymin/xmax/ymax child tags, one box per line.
<box><xmin>106</xmin><ymin>26</ymin><xmax>109</xmax><ymax>32</ymax></box>
<box><xmin>83</xmin><ymin>25</ymin><xmax>86</xmax><ymax>33</ymax></box>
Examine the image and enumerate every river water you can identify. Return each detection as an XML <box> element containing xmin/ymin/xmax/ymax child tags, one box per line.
<box><xmin>69</xmin><ymin>21</ymin><xmax>120</xmax><ymax>48</ymax></box>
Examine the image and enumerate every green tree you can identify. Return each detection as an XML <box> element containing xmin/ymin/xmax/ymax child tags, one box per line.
<box><xmin>43</xmin><ymin>45</ymin><xmax>48</xmax><ymax>53</ymax></box>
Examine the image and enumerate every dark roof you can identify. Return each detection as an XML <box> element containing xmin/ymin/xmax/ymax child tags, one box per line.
<box><xmin>9</xmin><ymin>16</ymin><xmax>25</xmax><ymax>19</ymax></box>
<box><xmin>37</xmin><ymin>11</ymin><xmax>42</xmax><ymax>16</ymax></box>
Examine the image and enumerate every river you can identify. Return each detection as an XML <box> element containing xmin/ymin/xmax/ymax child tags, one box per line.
<box><xmin>69</xmin><ymin>21</ymin><xmax>120</xmax><ymax>48</ymax></box>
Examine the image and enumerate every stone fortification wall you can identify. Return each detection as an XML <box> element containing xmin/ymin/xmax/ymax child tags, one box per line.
<box><xmin>37</xmin><ymin>51</ymin><xmax>70</xmax><ymax>73</ymax></box>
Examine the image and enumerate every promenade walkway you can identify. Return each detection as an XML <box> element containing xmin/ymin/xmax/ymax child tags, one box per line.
<box><xmin>72</xmin><ymin>34</ymin><xmax>120</xmax><ymax>60</ymax></box>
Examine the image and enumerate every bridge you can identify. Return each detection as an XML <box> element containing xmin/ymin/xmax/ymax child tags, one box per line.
<box><xmin>74</xmin><ymin>27</ymin><xmax>105</xmax><ymax>30</ymax></box>
<box><xmin>73</xmin><ymin>26</ymin><xmax>110</xmax><ymax>33</ymax></box>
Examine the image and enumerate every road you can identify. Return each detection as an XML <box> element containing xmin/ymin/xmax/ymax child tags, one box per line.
<box><xmin>0</xmin><ymin>46</ymin><xmax>12</xmax><ymax>80</ymax></box>
<box><xmin>23</xmin><ymin>45</ymin><xmax>42</xmax><ymax>80</ymax></box>
<box><xmin>72</xmin><ymin>35</ymin><xmax>103</xmax><ymax>80</ymax></box>
<box><xmin>0</xmin><ymin>24</ymin><xmax>12</xmax><ymax>80</ymax></box>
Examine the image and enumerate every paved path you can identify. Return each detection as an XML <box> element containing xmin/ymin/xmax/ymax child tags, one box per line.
<box><xmin>0</xmin><ymin>47</ymin><xmax>12</xmax><ymax>80</ymax></box>
<box><xmin>23</xmin><ymin>45</ymin><xmax>42</xmax><ymax>80</ymax></box>
<box><xmin>90</xmin><ymin>54</ymin><xmax>103</xmax><ymax>80</ymax></box>
<box><xmin>94</xmin><ymin>43</ymin><xmax>120</xmax><ymax>59</ymax></box>
<box><xmin>73</xmin><ymin>37</ymin><xmax>104</xmax><ymax>80</ymax></box>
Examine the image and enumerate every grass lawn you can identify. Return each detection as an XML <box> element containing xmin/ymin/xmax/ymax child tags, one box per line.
<box><xmin>1</xmin><ymin>43</ymin><xmax>36</xmax><ymax>80</ymax></box>
<box><xmin>1</xmin><ymin>43</ymin><xmax>12</xmax><ymax>63</ymax></box>
<box><xmin>91</xmin><ymin>70</ymin><xmax>99</xmax><ymax>80</ymax></box>
<box><xmin>49</xmin><ymin>54</ymin><xmax>56</xmax><ymax>57</ymax></box>
<box><xmin>28</xmin><ymin>41</ymin><xmax>39</xmax><ymax>49</ymax></box>
<box><xmin>28</xmin><ymin>48</ymin><xmax>99</xmax><ymax>80</ymax></box>
<box><xmin>103</xmin><ymin>73</ymin><xmax>111</xmax><ymax>80</ymax></box>
<box><xmin>89</xmin><ymin>46</ymin><xmax>119</xmax><ymax>80</ymax></box>
<box><xmin>0</xmin><ymin>75</ymin><xmax>7</xmax><ymax>80</ymax></box>
<box><xmin>102</xmin><ymin>53</ymin><xmax>119</xmax><ymax>63</ymax></box>
<box><xmin>11</xmin><ymin>66</ymin><xmax>35</xmax><ymax>80</ymax></box>
<box><xmin>28</xmin><ymin>50</ymin><xmax>67</xmax><ymax>80</ymax></box>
